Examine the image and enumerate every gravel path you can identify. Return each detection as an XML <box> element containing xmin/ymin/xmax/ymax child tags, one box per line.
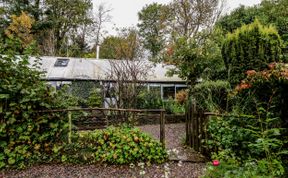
<box><xmin>1</xmin><ymin>162</ymin><xmax>205</xmax><ymax>178</ymax></box>
<box><xmin>138</xmin><ymin>123</ymin><xmax>206</xmax><ymax>162</ymax></box>
<box><xmin>0</xmin><ymin>123</ymin><xmax>207</xmax><ymax>178</ymax></box>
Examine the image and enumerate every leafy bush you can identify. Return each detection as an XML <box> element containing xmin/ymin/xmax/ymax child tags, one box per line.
<box><xmin>68</xmin><ymin>81</ymin><xmax>103</xmax><ymax>107</ymax></box>
<box><xmin>232</xmin><ymin>63</ymin><xmax>288</xmax><ymax>126</ymax></box>
<box><xmin>60</xmin><ymin>125</ymin><xmax>167</xmax><ymax>164</ymax></box>
<box><xmin>201</xmin><ymin>63</ymin><xmax>288</xmax><ymax>177</ymax></box>
<box><xmin>0</xmin><ymin>43</ymin><xmax>69</xmax><ymax>169</ymax></box>
<box><xmin>163</xmin><ymin>98</ymin><xmax>185</xmax><ymax>114</ymax></box>
<box><xmin>86</xmin><ymin>88</ymin><xmax>103</xmax><ymax>107</ymax></box>
<box><xmin>193</xmin><ymin>80</ymin><xmax>230</xmax><ymax>112</ymax></box>
<box><xmin>204</xmin><ymin>111</ymin><xmax>287</xmax><ymax>177</ymax></box>
<box><xmin>202</xmin><ymin>157</ymin><xmax>284</xmax><ymax>178</ymax></box>
<box><xmin>222</xmin><ymin>19</ymin><xmax>283</xmax><ymax>86</ymax></box>
<box><xmin>137</xmin><ymin>90</ymin><xmax>163</xmax><ymax>109</ymax></box>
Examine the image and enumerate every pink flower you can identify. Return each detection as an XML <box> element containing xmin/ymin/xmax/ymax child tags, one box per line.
<box><xmin>212</xmin><ymin>160</ymin><xmax>220</xmax><ymax>166</ymax></box>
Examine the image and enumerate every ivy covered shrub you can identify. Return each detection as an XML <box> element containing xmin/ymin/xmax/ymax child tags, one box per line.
<box><xmin>61</xmin><ymin>125</ymin><xmax>167</xmax><ymax>164</ymax></box>
<box><xmin>0</xmin><ymin>46</ymin><xmax>68</xmax><ymax>169</ymax></box>
<box><xmin>222</xmin><ymin>19</ymin><xmax>283</xmax><ymax>86</ymax></box>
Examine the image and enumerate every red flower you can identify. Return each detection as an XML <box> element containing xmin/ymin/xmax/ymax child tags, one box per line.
<box><xmin>246</xmin><ymin>70</ymin><xmax>256</xmax><ymax>76</ymax></box>
<box><xmin>212</xmin><ymin>160</ymin><xmax>220</xmax><ymax>166</ymax></box>
<box><xmin>167</xmin><ymin>47</ymin><xmax>174</xmax><ymax>56</ymax></box>
<box><xmin>268</xmin><ymin>62</ymin><xmax>276</xmax><ymax>70</ymax></box>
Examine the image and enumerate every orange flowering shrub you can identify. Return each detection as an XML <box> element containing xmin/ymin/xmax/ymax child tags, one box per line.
<box><xmin>233</xmin><ymin>62</ymin><xmax>288</xmax><ymax>127</ymax></box>
<box><xmin>175</xmin><ymin>89</ymin><xmax>188</xmax><ymax>105</ymax></box>
<box><xmin>235</xmin><ymin>63</ymin><xmax>288</xmax><ymax>92</ymax></box>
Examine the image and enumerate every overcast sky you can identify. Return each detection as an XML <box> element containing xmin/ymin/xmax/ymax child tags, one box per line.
<box><xmin>92</xmin><ymin>0</ymin><xmax>262</xmax><ymax>35</ymax></box>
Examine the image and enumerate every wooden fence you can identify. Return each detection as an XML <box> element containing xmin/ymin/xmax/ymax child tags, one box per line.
<box><xmin>185</xmin><ymin>101</ymin><xmax>257</xmax><ymax>155</ymax></box>
<box><xmin>37</xmin><ymin>107</ymin><xmax>166</xmax><ymax>147</ymax></box>
<box><xmin>185</xmin><ymin>102</ymin><xmax>222</xmax><ymax>155</ymax></box>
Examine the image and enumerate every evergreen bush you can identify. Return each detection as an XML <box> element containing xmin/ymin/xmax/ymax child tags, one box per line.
<box><xmin>222</xmin><ymin>19</ymin><xmax>283</xmax><ymax>86</ymax></box>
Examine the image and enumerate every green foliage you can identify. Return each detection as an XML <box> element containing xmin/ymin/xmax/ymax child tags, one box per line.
<box><xmin>136</xmin><ymin>90</ymin><xmax>184</xmax><ymax>114</ymax></box>
<box><xmin>166</xmin><ymin>29</ymin><xmax>225</xmax><ymax>84</ymax></box>
<box><xmin>1</xmin><ymin>0</ymin><xmax>93</xmax><ymax>56</ymax></box>
<box><xmin>0</xmin><ymin>41</ymin><xmax>68</xmax><ymax>169</ymax></box>
<box><xmin>193</xmin><ymin>80</ymin><xmax>230</xmax><ymax>112</ymax></box>
<box><xmin>69</xmin><ymin>81</ymin><xmax>103</xmax><ymax>107</ymax></box>
<box><xmin>216</xmin><ymin>5</ymin><xmax>265</xmax><ymax>34</ymax></box>
<box><xmin>99</xmin><ymin>36</ymin><xmax>122</xmax><ymax>59</ymax></box>
<box><xmin>202</xmin><ymin>157</ymin><xmax>284</xmax><ymax>178</ymax></box>
<box><xmin>204</xmin><ymin>105</ymin><xmax>287</xmax><ymax>177</ymax></box>
<box><xmin>202</xmin><ymin>64</ymin><xmax>288</xmax><ymax>176</ymax></box>
<box><xmin>204</xmin><ymin>113</ymin><xmax>286</xmax><ymax>177</ymax></box>
<box><xmin>206</xmin><ymin>115</ymin><xmax>256</xmax><ymax>159</ymax></box>
<box><xmin>137</xmin><ymin>3</ymin><xmax>171</xmax><ymax>59</ymax></box>
<box><xmin>163</xmin><ymin>98</ymin><xmax>185</xmax><ymax>114</ymax></box>
<box><xmin>137</xmin><ymin>90</ymin><xmax>163</xmax><ymax>109</ymax></box>
<box><xmin>61</xmin><ymin>125</ymin><xmax>168</xmax><ymax>164</ymax></box>
<box><xmin>100</xmin><ymin>28</ymin><xmax>142</xmax><ymax>60</ymax></box>
<box><xmin>217</xmin><ymin>0</ymin><xmax>288</xmax><ymax>43</ymax></box>
<box><xmin>86</xmin><ymin>88</ymin><xmax>103</xmax><ymax>108</ymax></box>
<box><xmin>222</xmin><ymin>19</ymin><xmax>283</xmax><ymax>86</ymax></box>
<box><xmin>230</xmin><ymin>64</ymin><xmax>288</xmax><ymax>130</ymax></box>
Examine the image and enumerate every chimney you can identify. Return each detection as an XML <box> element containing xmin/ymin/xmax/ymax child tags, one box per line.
<box><xmin>96</xmin><ymin>45</ymin><xmax>100</xmax><ymax>60</ymax></box>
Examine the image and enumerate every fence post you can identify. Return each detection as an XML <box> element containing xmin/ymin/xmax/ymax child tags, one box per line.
<box><xmin>160</xmin><ymin>111</ymin><xmax>165</xmax><ymax>148</ymax></box>
<box><xmin>186</xmin><ymin>101</ymin><xmax>192</xmax><ymax>147</ymax></box>
<box><xmin>185</xmin><ymin>103</ymin><xmax>189</xmax><ymax>145</ymax></box>
<box><xmin>68</xmin><ymin>111</ymin><xmax>72</xmax><ymax>144</ymax></box>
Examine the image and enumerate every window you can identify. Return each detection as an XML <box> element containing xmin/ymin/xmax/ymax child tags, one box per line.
<box><xmin>163</xmin><ymin>86</ymin><xmax>175</xmax><ymax>100</ymax></box>
<box><xmin>54</xmin><ymin>58</ymin><xmax>69</xmax><ymax>67</ymax></box>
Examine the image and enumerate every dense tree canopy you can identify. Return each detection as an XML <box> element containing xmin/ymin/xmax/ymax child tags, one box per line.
<box><xmin>217</xmin><ymin>0</ymin><xmax>288</xmax><ymax>42</ymax></box>
<box><xmin>0</xmin><ymin>0</ymin><xmax>94</xmax><ymax>56</ymax></box>
<box><xmin>165</xmin><ymin>29</ymin><xmax>225</xmax><ymax>84</ymax></box>
<box><xmin>138</xmin><ymin>3</ymin><xmax>171</xmax><ymax>59</ymax></box>
<box><xmin>137</xmin><ymin>0</ymin><xmax>224</xmax><ymax>61</ymax></box>
<box><xmin>100</xmin><ymin>28</ymin><xmax>142</xmax><ymax>60</ymax></box>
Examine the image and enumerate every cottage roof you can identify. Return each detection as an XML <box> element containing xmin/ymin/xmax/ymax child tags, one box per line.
<box><xmin>29</xmin><ymin>56</ymin><xmax>185</xmax><ymax>83</ymax></box>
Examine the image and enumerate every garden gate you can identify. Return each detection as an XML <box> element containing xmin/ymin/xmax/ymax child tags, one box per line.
<box><xmin>185</xmin><ymin>101</ymin><xmax>220</xmax><ymax>155</ymax></box>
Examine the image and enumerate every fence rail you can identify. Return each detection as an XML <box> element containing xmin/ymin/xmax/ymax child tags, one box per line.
<box><xmin>36</xmin><ymin>107</ymin><xmax>166</xmax><ymax>147</ymax></box>
<box><xmin>37</xmin><ymin>107</ymin><xmax>166</xmax><ymax>113</ymax></box>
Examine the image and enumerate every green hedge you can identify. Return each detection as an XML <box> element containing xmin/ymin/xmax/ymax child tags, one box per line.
<box><xmin>222</xmin><ymin>19</ymin><xmax>283</xmax><ymax>86</ymax></box>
